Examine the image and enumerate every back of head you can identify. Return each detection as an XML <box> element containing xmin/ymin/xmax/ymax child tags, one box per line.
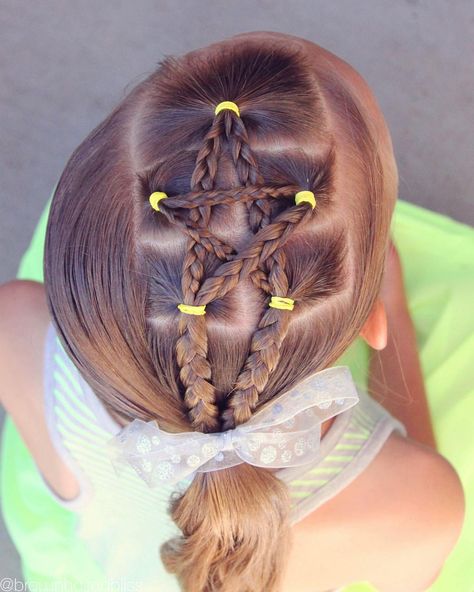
<box><xmin>44</xmin><ymin>31</ymin><xmax>397</xmax><ymax>592</ymax></box>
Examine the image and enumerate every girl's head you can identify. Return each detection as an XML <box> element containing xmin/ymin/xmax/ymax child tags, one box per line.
<box><xmin>44</xmin><ymin>30</ymin><xmax>398</xmax><ymax>592</ymax></box>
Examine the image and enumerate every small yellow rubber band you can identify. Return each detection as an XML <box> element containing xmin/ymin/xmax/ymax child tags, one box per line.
<box><xmin>295</xmin><ymin>190</ymin><xmax>316</xmax><ymax>209</ymax></box>
<box><xmin>149</xmin><ymin>191</ymin><xmax>168</xmax><ymax>212</ymax></box>
<box><xmin>177</xmin><ymin>303</ymin><xmax>207</xmax><ymax>316</ymax></box>
<box><xmin>268</xmin><ymin>296</ymin><xmax>295</xmax><ymax>311</ymax></box>
<box><xmin>214</xmin><ymin>101</ymin><xmax>240</xmax><ymax>117</ymax></box>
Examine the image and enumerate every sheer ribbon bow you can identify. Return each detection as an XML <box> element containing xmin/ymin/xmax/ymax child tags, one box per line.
<box><xmin>106</xmin><ymin>365</ymin><xmax>359</xmax><ymax>487</ymax></box>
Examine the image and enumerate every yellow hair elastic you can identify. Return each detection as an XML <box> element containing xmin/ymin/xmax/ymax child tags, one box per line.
<box><xmin>149</xmin><ymin>191</ymin><xmax>168</xmax><ymax>212</ymax></box>
<box><xmin>214</xmin><ymin>101</ymin><xmax>240</xmax><ymax>117</ymax></box>
<box><xmin>177</xmin><ymin>303</ymin><xmax>207</xmax><ymax>316</ymax></box>
<box><xmin>295</xmin><ymin>190</ymin><xmax>316</xmax><ymax>209</ymax></box>
<box><xmin>268</xmin><ymin>296</ymin><xmax>295</xmax><ymax>311</ymax></box>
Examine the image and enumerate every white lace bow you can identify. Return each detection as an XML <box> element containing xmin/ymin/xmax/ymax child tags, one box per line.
<box><xmin>106</xmin><ymin>365</ymin><xmax>359</xmax><ymax>487</ymax></box>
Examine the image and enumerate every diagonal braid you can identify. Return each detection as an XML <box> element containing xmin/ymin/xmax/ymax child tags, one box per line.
<box><xmin>193</xmin><ymin>201</ymin><xmax>314</xmax><ymax>307</ymax></box>
<box><xmin>221</xmin><ymin>247</ymin><xmax>291</xmax><ymax>430</ymax></box>
<box><xmin>189</xmin><ymin>199</ymin><xmax>311</xmax><ymax>431</ymax></box>
<box><xmin>157</xmin><ymin>206</ymin><xmax>236</xmax><ymax>261</ymax></box>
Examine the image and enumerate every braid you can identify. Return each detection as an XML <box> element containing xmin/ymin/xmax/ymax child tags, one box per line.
<box><xmin>175</xmin><ymin>237</ymin><xmax>220</xmax><ymax>432</ymax></box>
<box><xmin>175</xmin><ymin>199</ymin><xmax>313</xmax><ymax>432</ymax></box>
<box><xmin>221</xmin><ymin>247</ymin><xmax>291</xmax><ymax>430</ymax></box>
<box><xmin>193</xmin><ymin>202</ymin><xmax>314</xmax><ymax>306</ymax></box>
<box><xmin>158</xmin><ymin>206</ymin><xmax>236</xmax><ymax>262</ymax></box>
<box><xmin>166</xmin><ymin>104</ymin><xmax>316</xmax><ymax>434</ymax></box>
<box><xmin>158</xmin><ymin>183</ymin><xmax>298</xmax><ymax>292</ymax></box>
<box><xmin>226</xmin><ymin>115</ymin><xmax>272</xmax><ymax>232</ymax></box>
<box><xmin>189</xmin><ymin>117</ymin><xmax>224</xmax><ymax>227</ymax></box>
<box><xmin>158</xmin><ymin>183</ymin><xmax>300</xmax><ymax>211</ymax></box>
<box><xmin>222</xmin><ymin>108</ymin><xmax>277</xmax><ymax>308</ymax></box>
<box><xmin>184</xmin><ymin>194</ymin><xmax>314</xmax><ymax>431</ymax></box>
<box><xmin>174</xmin><ymin>109</ymin><xmax>241</xmax><ymax>433</ymax></box>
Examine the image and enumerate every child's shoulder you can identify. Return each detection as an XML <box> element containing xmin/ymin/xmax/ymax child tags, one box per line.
<box><xmin>0</xmin><ymin>279</ymin><xmax>51</xmax><ymax>387</ymax></box>
<box><xmin>286</xmin><ymin>431</ymin><xmax>465</xmax><ymax>591</ymax></box>
<box><xmin>0</xmin><ymin>279</ymin><xmax>80</xmax><ymax>501</ymax></box>
<box><xmin>0</xmin><ymin>279</ymin><xmax>51</xmax><ymax>376</ymax></box>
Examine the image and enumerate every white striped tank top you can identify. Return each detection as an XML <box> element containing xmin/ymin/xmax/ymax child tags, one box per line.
<box><xmin>42</xmin><ymin>321</ymin><xmax>407</xmax><ymax>591</ymax></box>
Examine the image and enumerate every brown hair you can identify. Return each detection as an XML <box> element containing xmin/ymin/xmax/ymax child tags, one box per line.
<box><xmin>44</xmin><ymin>33</ymin><xmax>395</xmax><ymax>592</ymax></box>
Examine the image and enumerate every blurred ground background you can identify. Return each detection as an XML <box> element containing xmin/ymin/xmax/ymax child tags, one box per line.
<box><xmin>0</xmin><ymin>0</ymin><xmax>473</xmax><ymax>581</ymax></box>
